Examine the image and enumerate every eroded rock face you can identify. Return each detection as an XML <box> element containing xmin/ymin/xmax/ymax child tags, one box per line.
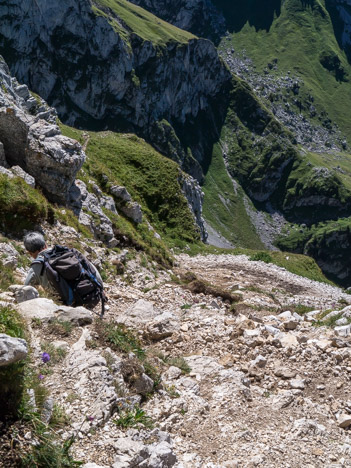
<box><xmin>128</xmin><ymin>0</ymin><xmax>226</xmax><ymax>44</ymax></box>
<box><xmin>0</xmin><ymin>57</ymin><xmax>85</xmax><ymax>203</ymax></box>
<box><xmin>0</xmin><ymin>0</ymin><xmax>231</xmax><ymax>176</ymax></box>
<box><xmin>179</xmin><ymin>171</ymin><xmax>207</xmax><ymax>241</ymax></box>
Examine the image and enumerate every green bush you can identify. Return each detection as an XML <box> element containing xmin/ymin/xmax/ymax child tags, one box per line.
<box><xmin>249</xmin><ymin>251</ymin><xmax>273</xmax><ymax>263</ymax></box>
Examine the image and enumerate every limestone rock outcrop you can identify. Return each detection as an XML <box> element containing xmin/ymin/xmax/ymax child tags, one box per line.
<box><xmin>0</xmin><ymin>57</ymin><xmax>85</xmax><ymax>203</ymax></box>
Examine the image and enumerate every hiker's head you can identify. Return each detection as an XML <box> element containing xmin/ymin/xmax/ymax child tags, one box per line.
<box><xmin>24</xmin><ymin>232</ymin><xmax>47</xmax><ymax>258</ymax></box>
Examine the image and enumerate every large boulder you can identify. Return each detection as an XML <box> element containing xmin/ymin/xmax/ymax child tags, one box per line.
<box><xmin>0</xmin><ymin>57</ymin><xmax>85</xmax><ymax>204</ymax></box>
<box><xmin>16</xmin><ymin>298</ymin><xmax>93</xmax><ymax>324</ymax></box>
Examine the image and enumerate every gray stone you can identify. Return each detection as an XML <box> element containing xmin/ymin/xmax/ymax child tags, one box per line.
<box><xmin>272</xmin><ymin>391</ymin><xmax>294</xmax><ymax>410</ymax></box>
<box><xmin>164</xmin><ymin>366</ymin><xmax>182</xmax><ymax>380</ymax></box>
<box><xmin>0</xmin><ymin>292</ymin><xmax>15</xmax><ymax>303</ymax></box>
<box><xmin>51</xmin><ymin>340</ymin><xmax>70</xmax><ymax>352</ymax></box>
<box><xmin>278</xmin><ymin>332</ymin><xmax>299</xmax><ymax>348</ymax></box>
<box><xmin>145</xmin><ymin>312</ymin><xmax>178</xmax><ymax>340</ymax></box>
<box><xmin>146</xmin><ymin>440</ymin><xmax>177</xmax><ymax>467</ymax></box>
<box><xmin>16</xmin><ymin>298</ymin><xmax>92</xmax><ymax>325</ymax></box>
<box><xmin>335</xmin><ymin>325</ymin><xmax>351</xmax><ymax>337</ymax></box>
<box><xmin>14</xmin><ymin>286</ymin><xmax>39</xmax><ymax>303</ymax></box>
<box><xmin>133</xmin><ymin>373</ymin><xmax>154</xmax><ymax>395</ymax></box>
<box><xmin>338</xmin><ymin>414</ymin><xmax>351</xmax><ymax>429</ymax></box>
<box><xmin>289</xmin><ymin>378</ymin><xmax>305</xmax><ymax>390</ymax></box>
<box><xmin>16</xmin><ymin>298</ymin><xmax>59</xmax><ymax>322</ymax></box>
<box><xmin>336</xmin><ymin>317</ymin><xmax>349</xmax><ymax>326</ymax></box>
<box><xmin>251</xmin><ymin>355</ymin><xmax>267</xmax><ymax>368</ymax></box>
<box><xmin>0</xmin><ymin>333</ymin><xmax>28</xmax><ymax>366</ymax></box>
<box><xmin>100</xmin><ymin>195</ymin><xmax>117</xmax><ymax>213</ymax></box>
<box><xmin>0</xmin><ymin>166</ymin><xmax>13</xmax><ymax>178</ymax></box>
<box><xmin>0</xmin><ymin>242</ymin><xmax>18</xmax><ymax>268</ymax></box>
<box><xmin>120</xmin><ymin>201</ymin><xmax>143</xmax><ymax>224</ymax></box>
<box><xmin>283</xmin><ymin>319</ymin><xmax>299</xmax><ymax>331</ymax></box>
<box><xmin>41</xmin><ymin>397</ymin><xmax>54</xmax><ymax>424</ymax></box>
<box><xmin>110</xmin><ymin>186</ymin><xmax>131</xmax><ymax>202</ymax></box>
<box><xmin>265</xmin><ymin>325</ymin><xmax>280</xmax><ymax>335</ymax></box>
<box><xmin>118</xmin><ymin>300</ymin><xmax>158</xmax><ymax>326</ymax></box>
<box><xmin>11</xmin><ymin>165</ymin><xmax>35</xmax><ymax>187</ymax></box>
<box><xmin>274</xmin><ymin>367</ymin><xmax>297</xmax><ymax>379</ymax></box>
<box><xmin>56</xmin><ymin>306</ymin><xmax>93</xmax><ymax>325</ymax></box>
<box><xmin>293</xmin><ymin>418</ymin><xmax>326</xmax><ymax>437</ymax></box>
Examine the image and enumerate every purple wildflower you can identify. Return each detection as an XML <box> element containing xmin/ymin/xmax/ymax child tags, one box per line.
<box><xmin>41</xmin><ymin>352</ymin><xmax>50</xmax><ymax>363</ymax></box>
<box><xmin>87</xmin><ymin>416</ymin><xmax>95</xmax><ymax>422</ymax></box>
<box><xmin>38</xmin><ymin>374</ymin><xmax>44</xmax><ymax>380</ymax></box>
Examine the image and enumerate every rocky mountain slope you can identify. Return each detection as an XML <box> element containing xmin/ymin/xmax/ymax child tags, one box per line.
<box><xmin>2</xmin><ymin>229</ymin><xmax>351</xmax><ymax>467</ymax></box>
<box><xmin>0</xmin><ymin>0</ymin><xmax>231</xmax><ymax>180</ymax></box>
<box><xmin>126</xmin><ymin>0</ymin><xmax>351</xmax><ymax>285</ymax></box>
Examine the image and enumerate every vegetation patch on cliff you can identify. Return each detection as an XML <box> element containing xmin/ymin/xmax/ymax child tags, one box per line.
<box><xmin>93</xmin><ymin>0</ymin><xmax>195</xmax><ymax>45</ymax></box>
<box><xmin>0</xmin><ymin>175</ymin><xmax>49</xmax><ymax>233</ymax></box>
<box><xmin>61</xmin><ymin>125</ymin><xmax>200</xmax><ymax>251</ymax></box>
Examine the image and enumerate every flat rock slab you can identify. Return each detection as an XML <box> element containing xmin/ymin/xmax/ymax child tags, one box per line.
<box><xmin>0</xmin><ymin>333</ymin><xmax>28</xmax><ymax>366</ymax></box>
<box><xmin>16</xmin><ymin>298</ymin><xmax>93</xmax><ymax>324</ymax></box>
<box><xmin>117</xmin><ymin>299</ymin><xmax>159</xmax><ymax>326</ymax></box>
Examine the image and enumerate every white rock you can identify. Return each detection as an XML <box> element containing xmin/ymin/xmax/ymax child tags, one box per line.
<box><xmin>289</xmin><ymin>379</ymin><xmax>305</xmax><ymax>390</ymax></box>
<box><xmin>0</xmin><ymin>333</ymin><xmax>28</xmax><ymax>366</ymax></box>
<box><xmin>272</xmin><ymin>390</ymin><xmax>294</xmax><ymax>410</ymax></box>
<box><xmin>278</xmin><ymin>332</ymin><xmax>299</xmax><ymax>348</ymax></box>
<box><xmin>82</xmin><ymin>464</ymin><xmax>109</xmax><ymax>468</ymax></box>
<box><xmin>16</xmin><ymin>298</ymin><xmax>59</xmax><ymax>321</ymax></box>
<box><xmin>293</xmin><ymin>418</ymin><xmax>326</xmax><ymax>437</ymax></box>
<box><xmin>338</xmin><ymin>414</ymin><xmax>351</xmax><ymax>429</ymax></box>
<box><xmin>335</xmin><ymin>325</ymin><xmax>351</xmax><ymax>337</ymax></box>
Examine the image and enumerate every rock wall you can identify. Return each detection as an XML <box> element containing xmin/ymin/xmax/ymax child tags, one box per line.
<box><xmin>328</xmin><ymin>0</ymin><xmax>351</xmax><ymax>53</ymax></box>
<box><xmin>178</xmin><ymin>171</ymin><xmax>207</xmax><ymax>241</ymax></box>
<box><xmin>0</xmin><ymin>57</ymin><xmax>85</xmax><ymax>204</ymax></box>
<box><xmin>0</xmin><ymin>0</ymin><xmax>231</xmax><ymax>177</ymax></box>
<box><xmin>128</xmin><ymin>0</ymin><xmax>226</xmax><ymax>44</ymax></box>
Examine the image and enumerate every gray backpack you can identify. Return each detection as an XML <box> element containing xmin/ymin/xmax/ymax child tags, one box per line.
<box><xmin>33</xmin><ymin>245</ymin><xmax>106</xmax><ymax>317</ymax></box>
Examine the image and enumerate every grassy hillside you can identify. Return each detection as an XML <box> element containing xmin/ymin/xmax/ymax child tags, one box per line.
<box><xmin>61</xmin><ymin>125</ymin><xmax>200</xmax><ymax>249</ymax></box>
<box><xmin>202</xmin><ymin>143</ymin><xmax>264</xmax><ymax>249</ymax></box>
<box><xmin>223</xmin><ymin>0</ymin><xmax>351</xmax><ymax>143</ymax></box>
<box><xmin>93</xmin><ymin>0</ymin><xmax>195</xmax><ymax>44</ymax></box>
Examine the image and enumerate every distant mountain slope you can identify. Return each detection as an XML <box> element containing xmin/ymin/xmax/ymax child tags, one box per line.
<box><xmin>225</xmin><ymin>0</ymin><xmax>351</xmax><ymax>144</ymax></box>
<box><xmin>0</xmin><ymin>0</ymin><xmax>231</xmax><ymax>179</ymax></box>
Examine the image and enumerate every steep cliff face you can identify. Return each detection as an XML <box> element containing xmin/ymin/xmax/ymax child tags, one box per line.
<box><xmin>128</xmin><ymin>0</ymin><xmax>226</xmax><ymax>44</ymax></box>
<box><xmin>0</xmin><ymin>0</ymin><xmax>231</xmax><ymax>179</ymax></box>
<box><xmin>327</xmin><ymin>0</ymin><xmax>351</xmax><ymax>59</ymax></box>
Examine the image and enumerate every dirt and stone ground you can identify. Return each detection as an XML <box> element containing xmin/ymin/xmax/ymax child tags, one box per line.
<box><xmin>3</xmin><ymin>237</ymin><xmax>351</xmax><ymax>467</ymax></box>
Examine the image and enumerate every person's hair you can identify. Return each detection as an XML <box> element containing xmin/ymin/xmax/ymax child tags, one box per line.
<box><xmin>23</xmin><ymin>232</ymin><xmax>46</xmax><ymax>253</ymax></box>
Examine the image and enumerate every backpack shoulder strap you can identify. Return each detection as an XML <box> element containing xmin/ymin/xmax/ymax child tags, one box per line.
<box><xmin>30</xmin><ymin>247</ymin><xmax>55</xmax><ymax>276</ymax></box>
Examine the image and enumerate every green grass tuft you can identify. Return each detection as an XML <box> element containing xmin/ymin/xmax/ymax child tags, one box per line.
<box><xmin>113</xmin><ymin>406</ymin><xmax>153</xmax><ymax>429</ymax></box>
<box><xmin>0</xmin><ymin>175</ymin><xmax>49</xmax><ymax>233</ymax></box>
